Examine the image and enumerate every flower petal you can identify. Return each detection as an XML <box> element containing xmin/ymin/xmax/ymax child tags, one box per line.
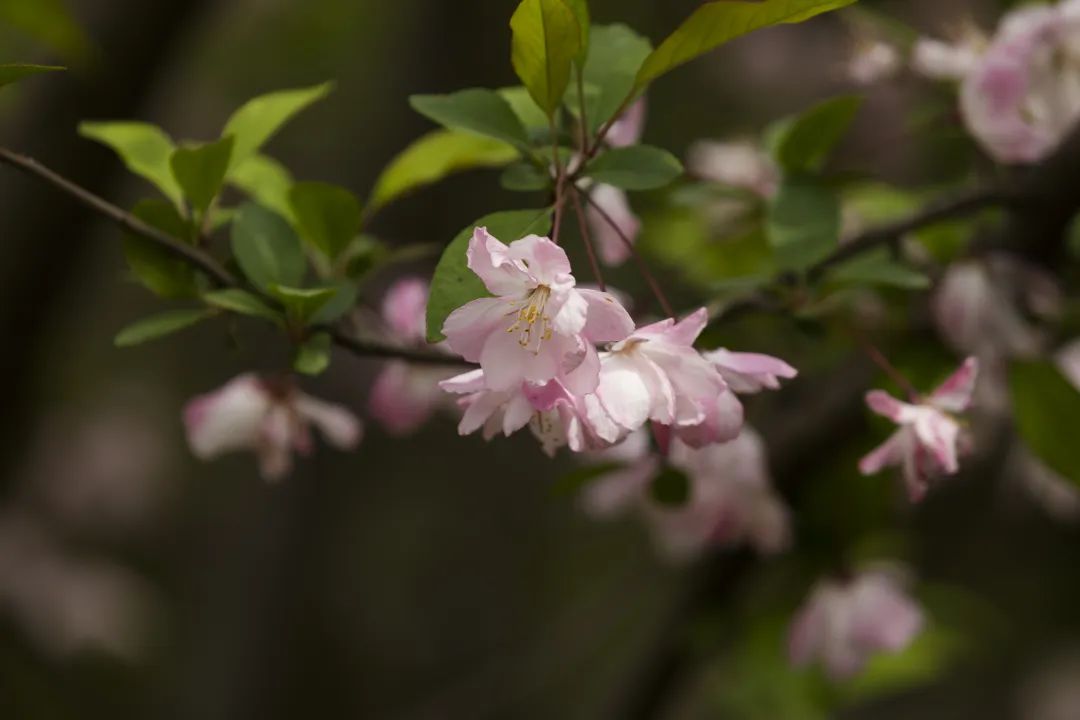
<box><xmin>467</xmin><ymin>227</ymin><xmax>529</xmax><ymax>296</ymax></box>
<box><xmin>930</xmin><ymin>356</ymin><xmax>978</xmax><ymax>413</ymax></box>
<box><xmin>579</xmin><ymin>288</ymin><xmax>635</xmax><ymax>343</ymax></box>
<box><xmin>442</xmin><ymin>297</ymin><xmax>510</xmax><ymax>363</ymax></box>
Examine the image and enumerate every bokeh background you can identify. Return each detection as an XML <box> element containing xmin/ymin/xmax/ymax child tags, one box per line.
<box><xmin>1</xmin><ymin>1</ymin><xmax>1077</xmax><ymax>718</ymax></box>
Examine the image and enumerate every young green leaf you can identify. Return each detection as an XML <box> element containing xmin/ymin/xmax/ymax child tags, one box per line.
<box><xmin>270</xmin><ymin>285</ymin><xmax>338</xmax><ymax>325</ymax></box>
<box><xmin>124</xmin><ymin>200</ymin><xmax>198</xmax><ymax>298</ymax></box>
<box><xmin>227</xmin><ymin>153</ymin><xmax>296</xmax><ymax>223</ymax></box>
<box><xmin>114</xmin><ymin>309</ymin><xmax>213</xmax><ymax>347</ymax></box>
<box><xmin>770</xmin><ymin>95</ymin><xmax>863</xmax><ymax>173</ymax></box>
<box><xmin>580</xmin><ymin>24</ymin><xmax>652</xmax><ymax>130</ymax></box>
<box><xmin>79</xmin><ymin>122</ymin><xmax>183</xmax><ymax>206</ymax></box>
<box><xmin>0</xmin><ymin>63</ymin><xmax>64</xmax><ymax>89</ymax></box>
<box><xmin>170</xmin><ymin>136</ymin><xmax>235</xmax><ymax>216</ymax></box>
<box><xmin>230</xmin><ymin>202</ymin><xmax>307</xmax><ymax>291</ymax></box>
<box><xmin>294</xmin><ymin>332</ymin><xmax>332</xmax><ymax>376</ymax></box>
<box><xmin>410</xmin><ymin>89</ymin><xmax>529</xmax><ymax>148</ymax></box>
<box><xmin>426</xmin><ymin>209</ymin><xmax>553</xmax><ymax>343</ymax></box>
<box><xmin>498</xmin><ymin>86</ymin><xmax>553</xmax><ymax>136</ymax></box>
<box><xmin>501</xmin><ymin>161</ymin><xmax>552</xmax><ymax>191</ymax></box>
<box><xmin>827</xmin><ymin>248</ymin><xmax>930</xmax><ymax>290</ymax></box>
<box><xmin>585</xmin><ymin>145</ymin><xmax>683</xmax><ymax>190</ymax></box>
<box><xmin>1010</xmin><ymin>361</ymin><xmax>1080</xmax><ymax>482</ymax></box>
<box><xmin>369</xmin><ymin>130</ymin><xmax>519</xmax><ymax>212</ymax></box>
<box><xmin>767</xmin><ymin>176</ymin><xmax>840</xmax><ymax>273</ymax></box>
<box><xmin>310</xmin><ymin>282</ymin><xmax>359</xmax><ymax>324</ymax></box>
<box><xmin>635</xmin><ymin>0</ymin><xmax>856</xmax><ymax>90</ymax></box>
<box><xmin>650</xmin><ymin>466</ymin><xmax>691</xmax><ymax>507</ymax></box>
<box><xmin>562</xmin><ymin>0</ymin><xmax>590</xmax><ymax>63</ymax></box>
<box><xmin>202</xmin><ymin>288</ymin><xmax>283</xmax><ymax>323</ymax></box>
<box><xmin>510</xmin><ymin>0</ymin><xmax>582</xmax><ymax>117</ymax></box>
<box><xmin>288</xmin><ymin>182</ymin><xmax>362</xmax><ymax>260</ymax></box>
<box><xmin>222</xmin><ymin>81</ymin><xmax>334</xmax><ymax>170</ymax></box>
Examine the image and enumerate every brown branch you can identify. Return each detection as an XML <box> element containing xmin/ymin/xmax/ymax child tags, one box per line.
<box><xmin>570</xmin><ymin>187</ymin><xmax>606</xmax><ymax>291</ymax></box>
<box><xmin>0</xmin><ymin>146</ymin><xmax>458</xmax><ymax>367</ymax></box>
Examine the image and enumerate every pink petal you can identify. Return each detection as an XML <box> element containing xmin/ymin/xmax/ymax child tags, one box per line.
<box><xmin>369</xmin><ymin>361</ymin><xmax>439</xmax><ymax>436</ymax></box>
<box><xmin>183</xmin><ymin>374</ymin><xmax>271</xmax><ymax>459</ymax></box>
<box><xmin>442</xmin><ymin>297</ymin><xmax>509</xmax><ymax>362</ymax></box>
<box><xmin>596</xmin><ymin>354</ymin><xmax>654</xmax><ymax>431</ymax></box>
<box><xmin>507</xmin><ymin>234</ymin><xmax>573</xmax><ymax>287</ymax></box>
<box><xmin>440</xmin><ymin>368</ymin><xmax>487</xmax><ymax>395</ymax></box>
<box><xmin>675</xmin><ymin>391</ymin><xmax>744</xmax><ymax>448</ymax></box>
<box><xmin>586</xmin><ymin>184</ymin><xmax>640</xmax><ymax>267</ymax></box>
<box><xmin>606</xmin><ymin>97</ymin><xmax>647</xmax><ymax>148</ymax></box>
<box><xmin>550</xmin><ymin>288</ymin><xmax>588</xmax><ymax>336</ymax></box>
<box><xmin>664</xmin><ymin>308</ymin><xmax>709</xmax><ymax>347</ymax></box>
<box><xmin>706</xmin><ymin>349</ymin><xmax>798</xmax><ymax>394</ymax></box>
<box><xmin>467</xmin><ymin>227</ymin><xmax>530</xmax><ymax>296</ymax></box>
<box><xmin>912</xmin><ymin>412</ymin><xmax>960</xmax><ymax>474</ymax></box>
<box><xmin>864</xmin><ymin>390</ymin><xmax>912</xmax><ymax>423</ymax></box>
<box><xmin>579</xmin><ymin>288</ymin><xmax>635</xmax><ymax>343</ymax></box>
<box><xmin>858</xmin><ymin>430</ymin><xmax>907</xmax><ymax>475</ymax></box>
<box><xmin>381</xmin><ymin>277</ymin><xmax>429</xmax><ymax>341</ymax></box>
<box><xmin>930</xmin><ymin>356</ymin><xmax>978</xmax><ymax>413</ymax></box>
<box><xmin>294</xmin><ymin>394</ymin><xmax>362</xmax><ymax>450</ymax></box>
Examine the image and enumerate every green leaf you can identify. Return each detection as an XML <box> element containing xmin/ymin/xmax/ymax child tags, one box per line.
<box><xmin>767</xmin><ymin>176</ymin><xmax>840</xmax><ymax>273</ymax></box>
<box><xmin>222</xmin><ymin>82</ymin><xmax>334</xmax><ymax>170</ymax></box>
<box><xmin>552</xmin><ymin>462</ymin><xmax>623</xmax><ymax>496</ymax></box>
<box><xmin>827</xmin><ymin>248</ymin><xmax>930</xmax><ymax>290</ymax></box>
<box><xmin>0</xmin><ymin>63</ymin><xmax>64</xmax><ymax>89</ymax></box>
<box><xmin>288</xmin><ymin>181</ymin><xmax>362</xmax><ymax>260</ymax></box>
<box><xmin>311</xmin><ymin>282</ymin><xmax>359</xmax><ymax>324</ymax></box>
<box><xmin>770</xmin><ymin>95</ymin><xmax>863</xmax><ymax>173</ymax></box>
<box><xmin>294</xmin><ymin>332</ymin><xmax>332</xmax><ymax>376</ymax></box>
<box><xmin>426</xmin><ymin>209</ymin><xmax>553</xmax><ymax>343</ymax></box>
<box><xmin>1010</xmin><ymin>361</ymin><xmax>1080</xmax><ymax>482</ymax></box>
<box><xmin>114</xmin><ymin>309</ymin><xmax>213</xmax><ymax>347</ymax></box>
<box><xmin>501</xmin><ymin>161</ymin><xmax>551</xmax><ymax>191</ymax></box>
<box><xmin>124</xmin><ymin>200</ymin><xmax>197</xmax><ymax>298</ymax></box>
<box><xmin>79</xmin><ymin>122</ymin><xmax>183</xmax><ymax>206</ymax></box>
<box><xmin>227</xmin><ymin>153</ymin><xmax>296</xmax><ymax>223</ymax></box>
<box><xmin>230</xmin><ymin>202</ymin><xmax>306</xmax><ymax>291</ymax></box>
<box><xmin>635</xmin><ymin>0</ymin><xmax>856</xmax><ymax>90</ymax></box>
<box><xmin>170</xmin><ymin>136</ymin><xmax>234</xmax><ymax>216</ymax></box>
<box><xmin>410</xmin><ymin>88</ymin><xmax>529</xmax><ymax>148</ymax></box>
<box><xmin>269</xmin><ymin>284</ymin><xmax>338</xmax><ymax>325</ymax></box>
<box><xmin>0</xmin><ymin>0</ymin><xmax>89</xmax><ymax>59</ymax></box>
<box><xmin>580</xmin><ymin>24</ymin><xmax>652</xmax><ymax>130</ymax></box>
<box><xmin>202</xmin><ymin>288</ymin><xmax>282</xmax><ymax>323</ymax></box>
<box><xmin>498</xmin><ymin>86</ymin><xmax>552</xmax><ymax>135</ymax></box>
<box><xmin>586</xmin><ymin>145</ymin><xmax>683</xmax><ymax>190</ymax></box>
<box><xmin>510</xmin><ymin>0</ymin><xmax>582</xmax><ymax>117</ymax></box>
<box><xmin>369</xmin><ymin>130</ymin><xmax>519</xmax><ymax>212</ymax></box>
<box><xmin>650</xmin><ymin>466</ymin><xmax>690</xmax><ymax>507</ymax></box>
<box><xmin>562</xmin><ymin>0</ymin><xmax>590</xmax><ymax>63</ymax></box>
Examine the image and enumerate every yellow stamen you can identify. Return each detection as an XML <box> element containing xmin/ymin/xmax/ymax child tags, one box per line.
<box><xmin>506</xmin><ymin>285</ymin><xmax>553</xmax><ymax>355</ymax></box>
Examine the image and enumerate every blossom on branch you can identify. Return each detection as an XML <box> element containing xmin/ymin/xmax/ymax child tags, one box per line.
<box><xmin>859</xmin><ymin>357</ymin><xmax>979</xmax><ymax>502</ymax></box>
<box><xmin>183</xmin><ymin>374</ymin><xmax>362</xmax><ymax>481</ymax></box>
<box><xmin>584</xmin><ymin>98</ymin><xmax>647</xmax><ymax>267</ymax></box>
<box><xmin>789</xmin><ymin>569</ymin><xmax>924</xmax><ymax>679</ymax></box>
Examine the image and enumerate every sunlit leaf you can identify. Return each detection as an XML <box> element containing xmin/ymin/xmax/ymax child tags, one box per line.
<box><xmin>228</xmin><ymin>153</ymin><xmax>296</xmax><ymax>223</ymax></box>
<box><xmin>510</xmin><ymin>0</ymin><xmax>582</xmax><ymax>116</ymax></box>
<box><xmin>114</xmin><ymin>309</ymin><xmax>213</xmax><ymax>347</ymax></box>
<box><xmin>222</xmin><ymin>82</ymin><xmax>334</xmax><ymax>170</ymax></box>
<box><xmin>79</xmin><ymin>122</ymin><xmax>183</xmax><ymax>206</ymax></box>
<box><xmin>288</xmin><ymin>181</ymin><xmax>362</xmax><ymax>260</ymax></box>
<box><xmin>294</xmin><ymin>332</ymin><xmax>332</xmax><ymax>376</ymax></box>
<box><xmin>230</xmin><ymin>202</ymin><xmax>306</xmax><ymax>291</ymax></box>
<box><xmin>170</xmin><ymin>136</ymin><xmax>234</xmax><ymax>216</ymax></box>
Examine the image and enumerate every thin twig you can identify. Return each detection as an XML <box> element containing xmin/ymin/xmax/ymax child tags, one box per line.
<box><xmin>570</xmin><ymin>187</ymin><xmax>606</xmax><ymax>291</ymax></box>
<box><xmin>576</xmin><ymin>185</ymin><xmax>674</xmax><ymax>317</ymax></box>
<box><xmin>0</xmin><ymin>145</ymin><xmax>459</xmax><ymax>367</ymax></box>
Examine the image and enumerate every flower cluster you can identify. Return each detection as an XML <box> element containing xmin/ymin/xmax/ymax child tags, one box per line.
<box><xmin>439</xmin><ymin>227</ymin><xmax>797</xmax><ymax>459</ymax></box>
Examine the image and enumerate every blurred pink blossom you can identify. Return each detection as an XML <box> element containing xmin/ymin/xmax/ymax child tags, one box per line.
<box><xmin>184</xmin><ymin>374</ymin><xmax>361</xmax><ymax>481</ymax></box>
<box><xmin>789</xmin><ymin>569</ymin><xmax>924</xmax><ymax>679</ymax></box>
<box><xmin>686</xmin><ymin>139</ymin><xmax>779</xmax><ymax>198</ymax></box>
<box><xmin>584</xmin><ymin>99</ymin><xmax>647</xmax><ymax>267</ymax></box>
<box><xmin>848</xmin><ymin>40</ymin><xmax>901</xmax><ymax>85</ymax></box>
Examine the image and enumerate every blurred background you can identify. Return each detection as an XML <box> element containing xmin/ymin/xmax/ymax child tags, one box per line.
<box><xmin>1</xmin><ymin>0</ymin><xmax>1077</xmax><ymax>718</ymax></box>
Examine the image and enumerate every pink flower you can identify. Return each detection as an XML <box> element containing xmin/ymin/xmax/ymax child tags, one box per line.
<box><xmin>586</xmin><ymin>183</ymin><xmax>640</xmax><ymax>267</ymax></box>
<box><xmin>582</xmin><ymin>428</ymin><xmax>790</xmax><ymax>562</ymax></box>
<box><xmin>911</xmin><ymin>34</ymin><xmax>985</xmax><ymax>81</ymax></box>
<box><xmin>592</xmin><ymin>309</ymin><xmax>730</xmax><ymax>443</ymax></box>
<box><xmin>705</xmin><ymin>348</ymin><xmax>799</xmax><ymax>394</ymax></box>
<box><xmin>788</xmin><ymin>569</ymin><xmax>924</xmax><ymax>680</ymax></box>
<box><xmin>848</xmin><ymin>40</ymin><xmax>901</xmax><ymax>85</ymax></box>
<box><xmin>183</xmin><ymin>374</ymin><xmax>361</xmax><ymax>481</ymax></box>
<box><xmin>442</xmin><ymin>229</ymin><xmax>634</xmax><ymax>391</ymax></box>
<box><xmin>369</xmin><ymin>278</ymin><xmax>454</xmax><ymax>436</ymax></box>
<box><xmin>686</xmin><ymin>139</ymin><xmax>779</xmax><ymax>198</ymax></box>
<box><xmin>959</xmin><ymin>2</ymin><xmax>1080</xmax><ymax>163</ymax></box>
<box><xmin>858</xmin><ymin>357</ymin><xmax>978</xmax><ymax>502</ymax></box>
<box><xmin>606</xmin><ymin>97</ymin><xmax>647</xmax><ymax>149</ymax></box>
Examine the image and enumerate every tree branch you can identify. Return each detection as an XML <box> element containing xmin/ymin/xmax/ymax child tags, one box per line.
<box><xmin>0</xmin><ymin>146</ymin><xmax>459</xmax><ymax>367</ymax></box>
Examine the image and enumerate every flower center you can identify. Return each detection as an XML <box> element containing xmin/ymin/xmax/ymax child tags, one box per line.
<box><xmin>508</xmin><ymin>285</ymin><xmax>553</xmax><ymax>354</ymax></box>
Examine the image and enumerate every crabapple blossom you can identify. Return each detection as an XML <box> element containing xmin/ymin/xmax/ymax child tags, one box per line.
<box><xmin>369</xmin><ymin>278</ymin><xmax>455</xmax><ymax>436</ymax></box>
<box><xmin>183</xmin><ymin>374</ymin><xmax>361</xmax><ymax>481</ymax></box>
<box><xmin>788</xmin><ymin>569</ymin><xmax>924</xmax><ymax>679</ymax></box>
<box><xmin>859</xmin><ymin>357</ymin><xmax>979</xmax><ymax>502</ymax></box>
<box><xmin>584</xmin><ymin>99</ymin><xmax>646</xmax><ymax>267</ymax></box>
<box><xmin>686</xmin><ymin>139</ymin><xmax>779</xmax><ymax>198</ymax></box>
<box><xmin>705</xmin><ymin>348</ymin><xmax>799</xmax><ymax>395</ymax></box>
<box><xmin>911</xmin><ymin>32</ymin><xmax>985</xmax><ymax>81</ymax></box>
<box><xmin>581</xmin><ymin>428</ymin><xmax>790</xmax><ymax>562</ymax></box>
<box><xmin>441</xmin><ymin>229</ymin><xmax>634</xmax><ymax>391</ymax></box>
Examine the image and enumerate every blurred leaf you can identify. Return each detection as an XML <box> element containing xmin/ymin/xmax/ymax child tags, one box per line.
<box><xmin>228</xmin><ymin>153</ymin><xmax>296</xmax><ymax>223</ymax></box>
<box><xmin>310</xmin><ymin>281</ymin><xmax>359</xmax><ymax>324</ymax></box>
<box><xmin>498</xmin><ymin>85</ymin><xmax>552</xmax><ymax>135</ymax></box>
<box><xmin>827</xmin><ymin>248</ymin><xmax>930</xmax><ymax>290</ymax></box>
<box><xmin>0</xmin><ymin>63</ymin><xmax>63</xmax><ymax>89</ymax></box>
<box><xmin>650</xmin><ymin>466</ymin><xmax>690</xmax><ymax>507</ymax></box>
<box><xmin>563</xmin><ymin>0</ymin><xmax>590</xmax><ymax>63</ymax></box>
<box><xmin>343</xmin><ymin>235</ymin><xmax>390</xmax><ymax>280</ymax></box>
<box><xmin>586</xmin><ymin>145</ymin><xmax>682</xmax><ymax>190</ymax></box>
<box><xmin>170</xmin><ymin>136</ymin><xmax>234</xmax><ymax>216</ymax></box>
<box><xmin>294</xmin><ymin>332</ymin><xmax>332</xmax><ymax>376</ymax></box>
<box><xmin>426</xmin><ymin>209</ymin><xmax>552</xmax><ymax>343</ymax></box>
<box><xmin>510</xmin><ymin>0</ymin><xmax>582</xmax><ymax>116</ymax></box>
<box><xmin>770</xmin><ymin>95</ymin><xmax>863</xmax><ymax>173</ymax></box>
<box><xmin>223</xmin><ymin>81</ymin><xmax>334</xmax><ymax>170</ymax></box>
<box><xmin>410</xmin><ymin>88</ymin><xmax>529</xmax><ymax>148</ymax></box>
<box><xmin>288</xmin><ymin>181</ymin><xmax>361</xmax><ymax>260</ymax></box>
<box><xmin>114</xmin><ymin>309</ymin><xmax>212</xmax><ymax>347</ymax></box>
<box><xmin>552</xmin><ymin>462</ymin><xmax>623</xmax><ymax>496</ymax></box>
<box><xmin>580</xmin><ymin>23</ymin><xmax>652</xmax><ymax>130</ymax></box>
<box><xmin>635</xmin><ymin>0</ymin><xmax>856</xmax><ymax>90</ymax></box>
<box><xmin>768</xmin><ymin>176</ymin><xmax>840</xmax><ymax>273</ymax></box>
<box><xmin>0</xmin><ymin>0</ymin><xmax>89</xmax><ymax>59</ymax></box>
<box><xmin>270</xmin><ymin>284</ymin><xmax>337</xmax><ymax>325</ymax></box>
<box><xmin>79</xmin><ymin>122</ymin><xmax>183</xmax><ymax>206</ymax></box>
<box><xmin>501</xmin><ymin>161</ymin><xmax>551</xmax><ymax>191</ymax></box>
<box><xmin>1010</xmin><ymin>361</ymin><xmax>1080</xmax><ymax>482</ymax></box>
<box><xmin>230</xmin><ymin>202</ymin><xmax>306</xmax><ymax>291</ymax></box>
<box><xmin>202</xmin><ymin>288</ymin><xmax>282</xmax><ymax>324</ymax></box>
<box><xmin>124</xmin><ymin>199</ymin><xmax>197</xmax><ymax>298</ymax></box>
<box><xmin>369</xmin><ymin>130</ymin><xmax>519</xmax><ymax>212</ymax></box>
<box><xmin>839</xmin><ymin>623</ymin><xmax>967</xmax><ymax>705</ymax></box>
